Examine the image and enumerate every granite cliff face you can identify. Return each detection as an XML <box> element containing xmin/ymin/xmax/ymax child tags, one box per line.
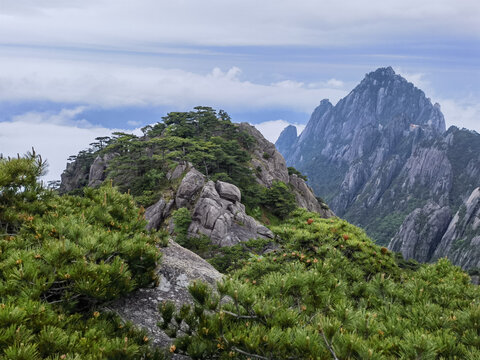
<box><xmin>278</xmin><ymin>67</ymin><xmax>480</xmax><ymax>269</ymax></box>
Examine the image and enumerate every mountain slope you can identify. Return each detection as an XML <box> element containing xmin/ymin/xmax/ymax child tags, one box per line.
<box><xmin>60</xmin><ymin>108</ymin><xmax>332</xmax><ymax>249</ymax></box>
<box><xmin>278</xmin><ymin>67</ymin><xmax>480</xmax><ymax>269</ymax></box>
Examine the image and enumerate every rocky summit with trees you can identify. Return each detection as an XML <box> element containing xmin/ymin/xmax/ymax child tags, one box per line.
<box><xmin>1</xmin><ymin>108</ymin><xmax>480</xmax><ymax>359</ymax></box>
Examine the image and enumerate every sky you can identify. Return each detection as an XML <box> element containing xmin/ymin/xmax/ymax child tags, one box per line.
<box><xmin>0</xmin><ymin>0</ymin><xmax>479</xmax><ymax>182</ymax></box>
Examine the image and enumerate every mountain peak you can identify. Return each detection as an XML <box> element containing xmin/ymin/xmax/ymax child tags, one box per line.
<box><xmin>366</xmin><ymin>66</ymin><xmax>396</xmax><ymax>80</ymax></box>
<box><xmin>275</xmin><ymin>125</ymin><xmax>298</xmax><ymax>157</ymax></box>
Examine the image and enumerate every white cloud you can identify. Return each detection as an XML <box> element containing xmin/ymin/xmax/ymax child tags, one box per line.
<box><xmin>395</xmin><ymin>68</ymin><xmax>480</xmax><ymax>133</ymax></box>
<box><xmin>325</xmin><ymin>79</ymin><xmax>344</xmax><ymax>88</ymax></box>
<box><xmin>0</xmin><ymin>107</ymin><xmax>139</xmax><ymax>182</ymax></box>
<box><xmin>438</xmin><ymin>98</ymin><xmax>480</xmax><ymax>133</ymax></box>
<box><xmin>127</xmin><ymin>120</ymin><xmax>142</xmax><ymax>127</ymax></box>
<box><xmin>0</xmin><ymin>0</ymin><xmax>478</xmax><ymax>48</ymax></box>
<box><xmin>0</xmin><ymin>55</ymin><xmax>347</xmax><ymax>112</ymax></box>
<box><xmin>254</xmin><ymin>120</ymin><xmax>305</xmax><ymax>143</ymax></box>
<box><xmin>395</xmin><ymin>68</ymin><xmax>430</xmax><ymax>91</ymax></box>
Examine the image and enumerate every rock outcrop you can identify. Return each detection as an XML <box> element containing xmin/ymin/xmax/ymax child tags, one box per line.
<box><xmin>88</xmin><ymin>153</ymin><xmax>116</xmax><ymax>188</ymax></box>
<box><xmin>175</xmin><ymin>168</ymin><xmax>205</xmax><ymax>208</ymax></box>
<box><xmin>389</xmin><ymin>202</ymin><xmax>452</xmax><ymax>262</ymax></box>
<box><xmin>145</xmin><ymin>166</ymin><xmax>274</xmax><ymax>246</ymax></box>
<box><xmin>59</xmin><ymin>160</ymin><xmax>90</xmax><ymax>193</ymax></box>
<box><xmin>239</xmin><ymin>122</ymin><xmax>333</xmax><ymax>218</ymax></box>
<box><xmin>278</xmin><ymin>66</ymin><xmax>480</xmax><ymax>269</ymax></box>
<box><xmin>239</xmin><ymin>123</ymin><xmax>290</xmax><ymax>186</ymax></box>
<box><xmin>109</xmin><ymin>239</ymin><xmax>222</xmax><ymax>349</ymax></box>
<box><xmin>431</xmin><ymin>188</ymin><xmax>480</xmax><ymax>268</ymax></box>
<box><xmin>189</xmin><ymin>180</ymin><xmax>273</xmax><ymax>246</ymax></box>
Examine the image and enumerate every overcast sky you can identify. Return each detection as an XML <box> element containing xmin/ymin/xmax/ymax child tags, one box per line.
<box><xmin>1</xmin><ymin>0</ymin><xmax>479</xmax><ymax>181</ymax></box>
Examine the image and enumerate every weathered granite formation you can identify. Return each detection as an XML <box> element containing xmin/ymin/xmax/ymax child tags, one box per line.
<box><xmin>389</xmin><ymin>202</ymin><xmax>452</xmax><ymax>262</ymax></box>
<box><xmin>59</xmin><ymin>160</ymin><xmax>91</xmax><ymax>193</ymax></box>
<box><xmin>432</xmin><ymin>188</ymin><xmax>480</xmax><ymax>269</ymax></box>
<box><xmin>175</xmin><ymin>168</ymin><xmax>205</xmax><ymax>208</ymax></box>
<box><xmin>145</xmin><ymin>166</ymin><xmax>274</xmax><ymax>246</ymax></box>
<box><xmin>188</xmin><ymin>180</ymin><xmax>273</xmax><ymax>246</ymax></box>
<box><xmin>109</xmin><ymin>240</ymin><xmax>222</xmax><ymax>350</ymax></box>
<box><xmin>88</xmin><ymin>153</ymin><xmax>116</xmax><ymax>188</ymax></box>
<box><xmin>239</xmin><ymin>122</ymin><xmax>290</xmax><ymax>186</ymax></box>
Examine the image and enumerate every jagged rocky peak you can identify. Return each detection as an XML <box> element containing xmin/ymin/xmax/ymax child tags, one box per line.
<box><xmin>275</xmin><ymin>125</ymin><xmax>297</xmax><ymax>156</ymax></box>
<box><xmin>280</xmin><ymin>66</ymin><xmax>480</xmax><ymax>270</ymax></box>
<box><xmin>358</xmin><ymin>66</ymin><xmax>445</xmax><ymax>132</ymax></box>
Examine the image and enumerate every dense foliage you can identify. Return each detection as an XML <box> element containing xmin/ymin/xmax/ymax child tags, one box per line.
<box><xmin>0</xmin><ymin>154</ymin><xmax>165</xmax><ymax>359</ymax></box>
<box><xmin>261</xmin><ymin>181</ymin><xmax>297</xmax><ymax>220</ymax></box>
<box><xmin>64</xmin><ymin>107</ymin><xmax>265</xmax><ymax>209</ymax></box>
<box><xmin>161</xmin><ymin>209</ymin><xmax>480</xmax><ymax>359</ymax></box>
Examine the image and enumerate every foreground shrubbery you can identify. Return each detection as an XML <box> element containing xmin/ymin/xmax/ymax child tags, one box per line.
<box><xmin>0</xmin><ymin>154</ymin><xmax>164</xmax><ymax>359</ymax></box>
<box><xmin>161</xmin><ymin>209</ymin><xmax>480</xmax><ymax>359</ymax></box>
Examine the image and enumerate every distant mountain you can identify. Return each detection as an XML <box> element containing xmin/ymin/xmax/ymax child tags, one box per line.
<box><xmin>277</xmin><ymin>67</ymin><xmax>480</xmax><ymax>269</ymax></box>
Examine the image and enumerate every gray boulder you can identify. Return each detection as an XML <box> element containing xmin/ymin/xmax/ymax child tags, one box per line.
<box><xmin>167</xmin><ymin>163</ymin><xmax>189</xmax><ymax>181</ymax></box>
<box><xmin>216</xmin><ymin>181</ymin><xmax>241</xmax><ymax>202</ymax></box>
<box><xmin>175</xmin><ymin>168</ymin><xmax>205</xmax><ymax>208</ymax></box>
<box><xmin>189</xmin><ymin>180</ymin><xmax>273</xmax><ymax>246</ymax></box>
<box><xmin>145</xmin><ymin>196</ymin><xmax>175</xmax><ymax>231</ymax></box>
<box><xmin>109</xmin><ymin>240</ymin><xmax>222</xmax><ymax>349</ymax></box>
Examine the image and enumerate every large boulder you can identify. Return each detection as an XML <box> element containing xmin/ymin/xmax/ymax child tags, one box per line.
<box><xmin>144</xmin><ymin>167</ymin><xmax>274</xmax><ymax>247</ymax></box>
<box><xmin>109</xmin><ymin>240</ymin><xmax>222</xmax><ymax>348</ymax></box>
<box><xmin>189</xmin><ymin>180</ymin><xmax>273</xmax><ymax>246</ymax></box>
<box><xmin>175</xmin><ymin>168</ymin><xmax>205</xmax><ymax>208</ymax></box>
<box><xmin>215</xmin><ymin>181</ymin><xmax>241</xmax><ymax>202</ymax></box>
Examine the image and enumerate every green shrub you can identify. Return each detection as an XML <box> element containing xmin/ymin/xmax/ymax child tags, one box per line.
<box><xmin>261</xmin><ymin>181</ymin><xmax>296</xmax><ymax>219</ymax></box>
<box><xmin>0</xmin><ymin>154</ymin><xmax>164</xmax><ymax>359</ymax></box>
<box><xmin>287</xmin><ymin>166</ymin><xmax>308</xmax><ymax>181</ymax></box>
<box><xmin>160</xmin><ymin>209</ymin><xmax>480</xmax><ymax>359</ymax></box>
<box><xmin>172</xmin><ymin>207</ymin><xmax>192</xmax><ymax>246</ymax></box>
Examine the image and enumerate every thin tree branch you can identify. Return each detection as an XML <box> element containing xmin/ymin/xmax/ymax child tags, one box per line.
<box><xmin>319</xmin><ymin>329</ymin><xmax>339</xmax><ymax>360</ymax></box>
<box><xmin>222</xmin><ymin>310</ymin><xmax>259</xmax><ymax>320</ymax></box>
<box><xmin>231</xmin><ymin>346</ymin><xmax>271</xmax><ymax>360</ymax></box>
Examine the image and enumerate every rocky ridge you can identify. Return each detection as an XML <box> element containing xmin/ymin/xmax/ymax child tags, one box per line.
<box><xmin>278</xmin><ymin>67</ymin><xmax>480</xmax><ymax>269</ymax></box>
<box><xmin>239</xmin><ymin>122</ymin><xmax>333</xmax><ymax>217</ymax></box>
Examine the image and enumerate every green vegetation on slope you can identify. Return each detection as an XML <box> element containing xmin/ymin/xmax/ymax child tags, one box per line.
<box><xmin>161</xmin><ymin>209</ymin><xmax>480</xmax><ymax>359</ymax></box>
<box><xmin>65</xmin><ymin>107</ymin><xmax>267</xmax><ymax>210</ymax></box>
<box><xmin>0</xmin><ymin>153</ymin><xmax>165</xmax><ymax>359</ymax></box>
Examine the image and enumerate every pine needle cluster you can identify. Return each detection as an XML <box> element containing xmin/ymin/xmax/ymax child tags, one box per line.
<box><xmin>0</xmin><ymin>154</ymin><xmax>165</xmax><ymax>359</ymax></box>
<box><xmin>161</xmin><ymin>209</ymin><xmax>480</xmax><ymax>359</ymax></box>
